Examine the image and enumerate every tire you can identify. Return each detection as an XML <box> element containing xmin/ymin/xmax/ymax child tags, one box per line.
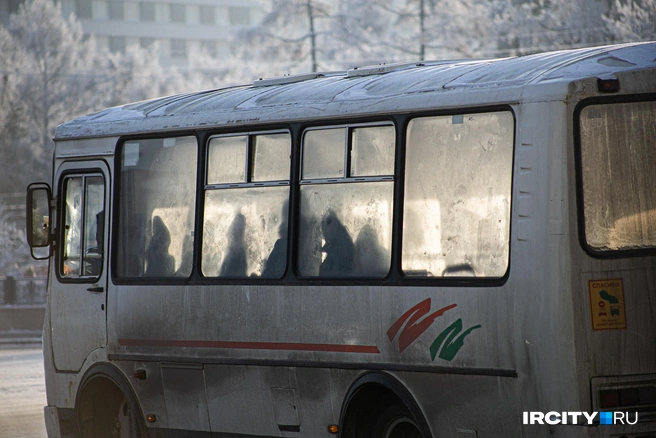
<box><xmin>116</xmin><ymin>398</ymin><xmax>146</xmax><ymax>438</ymax></box>
<box><xmin>77</xmin><ymin>373</ymin><xmax>146</xmax><ymax>438</ymax></box>
<box><xmin>371</xmin><ymin>404</ymin><xmax>424</xmax><ymax>438</ymax></box>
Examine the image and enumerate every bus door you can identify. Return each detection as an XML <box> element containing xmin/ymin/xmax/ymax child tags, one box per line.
<box><xmin>51</xmin><ymin>161</ymin><xmax>109</xmax><ymax>372</ymax></box>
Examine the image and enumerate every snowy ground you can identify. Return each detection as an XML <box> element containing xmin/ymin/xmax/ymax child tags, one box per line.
<box><xmin>0</xmin><ymin>347</ymin><xmax>47</xmax><ymax>438</ymax></box>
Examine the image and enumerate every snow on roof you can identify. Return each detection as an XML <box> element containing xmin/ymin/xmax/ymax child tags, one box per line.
<box><xmin>55</xmin><ymin>42</ymin><xmax>655</xmax><ymax>140</ymax></box>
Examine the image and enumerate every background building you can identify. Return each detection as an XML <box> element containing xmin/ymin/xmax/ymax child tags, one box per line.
<box><xmin>1</xmin><ymin>0</ymin><xmax>263</xmax><ymax>68</ymax></box>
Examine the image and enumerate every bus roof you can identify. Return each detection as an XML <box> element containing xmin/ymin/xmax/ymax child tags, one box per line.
<box><xmin>55</xmin><ymin>42</ymin><xmax>655</xmax><ymax>140</ymax></box>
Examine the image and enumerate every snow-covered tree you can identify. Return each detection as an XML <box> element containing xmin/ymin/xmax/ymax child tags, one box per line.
<box><xmin>0</xmin><ymin>202</ymin><xmax>32</xmax><ymax>276</ymax></box>
<box><xmin>9</xmin><ymin>0</ymin><xmax>98</xmax><ymax>160</ymax></box>
<box><xmin>0</xmin><ymin>0</ymin><xmax>174</xmax><ymax>192</ymax></box>
<box><xmin>493</xmin><ymin>0</ymin><xmax>654</xmax><ymax>56</ymax></box>
<box><xmin>239</xmin><ymin>0</ymin><xmax>335</xmax><ymax>74</ymax></box>
<box><xmin>97</xmin><ymin>45</ymin><xmax>172</xmax><ymax>107</ymax></box>
<box><xmin>603</xmin><ymin>0</ymin><xmax>656</xmax><ymax>43</ymax></box>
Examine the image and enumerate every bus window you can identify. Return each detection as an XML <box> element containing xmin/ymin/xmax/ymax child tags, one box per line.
<box><xmin>579</xmin><ymin>101</ymin><xmax>656</xmax><ymax>253</ymax></box>
<box><xmin>253</xmin><ymin>133</ymin><xmax>293</xmax><ymax>182</ymax></box>
<box><xmin>297</xmin><ymin>124</ymin><xmax>394</xmax><ymax>278</ymax></box>
<box><xmin>202</xmin><ymin>131</ymin><xmax>291</xmax><ymax>278</ymax></box>
<box><xmin>351</xmin><ymin>125</ymin><xmax>395</xmax><ymax>176</ymax></box>
<box><xmin>116</xmin><ymin>136</ymin><xmax>198</xmax><ymax>278</ymax></box>
<box><xmin>207</xmin><ymin>135</ymin><xmax>247</xmax><ymax>184</ymax></box>
<box><xmin>61</xmin><ymin>175</ymin><xmax>105</xmax><ymax>278</ymax></box>
<box><xmin>402</xmin><ymin>111</ymin><xmax>514</xmax><ymax>278</ymax></box>
<box><xmin>302</xmin><ymin>128</ymin><xmax>345</xmax><ymax>179</ymax></box>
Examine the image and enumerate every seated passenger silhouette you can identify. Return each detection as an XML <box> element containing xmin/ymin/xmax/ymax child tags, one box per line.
<box><xmin>145</xmin><ymin>216</ymin><xmax>175</xmax><ymax>276</ymax></box>
<box><xmin>319</xmin><ymin>210</ymin><xmax>354</xmax><ymax>277</ymax></box>
<box><xmin>220</xmin><ymin>213</ymin><xmax>248</xmax><ymax>277</ymax></box>
<box><xmin>262</xmin><ymin>202</ymin><xmax>288</xmax><ymax>278</ymax></box>
<box><xmin>354</xmin><ymin>224</ymin><xmax>389</xmax><ymax>277</ymax></box>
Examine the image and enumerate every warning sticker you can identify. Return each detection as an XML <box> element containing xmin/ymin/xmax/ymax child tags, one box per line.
<box><xmin>589</xmin><ymin>278</ymin><xmax>626</xmax><ymax>330</ymax></box>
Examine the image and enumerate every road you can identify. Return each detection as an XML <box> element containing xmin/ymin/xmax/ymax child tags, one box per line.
<box><xmin>0</xmin><ymin>347</ymin><xmax>47</xmax><ymax>438</ymax></box>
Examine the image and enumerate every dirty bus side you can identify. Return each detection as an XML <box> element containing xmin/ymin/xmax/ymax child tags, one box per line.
<box><xmin>26</xmin><ymin>43</ymin><xmax>656</xmax><ymax>438</ymax></box>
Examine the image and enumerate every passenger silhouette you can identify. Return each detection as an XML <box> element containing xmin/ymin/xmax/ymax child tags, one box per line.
<box><xmin>145</xmin><ymin>216</ymin><xmax>175</xmax><ymax>276</ymax></box>
<box><xmin>354</xmin><ymin>224</ymin><xmax>389</xmax><ymax>277</ymax></box>
<box><xmin>176</xmin><ymin>232</ymin><xmax>194</xmax><ymax>277</ymax></box>
<box><xmin>262</xmin><ymin>203</ymin><xmax>288</xmax><ymax>278</ymax></box>
<box><xmin>220</xmin><ymin>213</ymin><xmax>248</xmax><ymax>277</ymax></box>
<box><xmin>319</xmin><ymin>210</ymin><xmax>354</xmax><ymax>277</ymax></box>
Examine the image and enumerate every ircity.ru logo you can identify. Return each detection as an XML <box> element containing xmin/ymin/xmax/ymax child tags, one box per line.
<box><xmin>522</xmin><ymin>411</ymin><xmax>639</xmax><ymax>425</ymax></box>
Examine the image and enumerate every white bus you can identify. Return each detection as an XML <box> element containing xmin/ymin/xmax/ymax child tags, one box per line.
<box><xmin>27</xmin><ymin>42</ymin><xmax>656</xmax><ymax>438</ymax></box>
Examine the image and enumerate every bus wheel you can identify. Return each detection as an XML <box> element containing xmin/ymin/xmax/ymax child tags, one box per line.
<box><xmin>116</xmin><ymin>398</ymin><xmax>144</xmax><ymax>438</ymax></box>
<box><xmin>77</xmin><ymin>374</ymin><xmax>145</xmax><ymax>438</ymax></box>
<box><xmin>371</xmin><ymin>404</ymin><xmax>423</xmax><ymax>438</ymax></box>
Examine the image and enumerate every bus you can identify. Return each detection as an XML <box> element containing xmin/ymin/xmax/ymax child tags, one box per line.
<box><xmin>26</xmin><ymin>42</ymin><xmax>656</xmax><ymax>438</ymax></box>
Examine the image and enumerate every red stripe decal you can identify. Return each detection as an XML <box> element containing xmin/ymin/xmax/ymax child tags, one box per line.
<box><xmin>118</xmin><ymin>338</ymin><xmax>380</xmax><ymax>354</ymax></box>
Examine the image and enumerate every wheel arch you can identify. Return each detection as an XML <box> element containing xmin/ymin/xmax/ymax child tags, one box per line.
<box><xmin>76</xmin><ymin>361</ymin><xmax>145</xmax><ymax>436</ymax></box>
<box><xmin>339</xmin><ymin>371</ymin><xmax>432</xmax><ymax>438</ymax></box>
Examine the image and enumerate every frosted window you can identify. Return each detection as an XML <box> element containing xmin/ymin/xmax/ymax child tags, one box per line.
<box><xmin>207</xmin><ymin>136</ymin><xmax>247</xmax><ymax>184</ymax></box>
<box><xmin>62</xmin><ymin>178</ymin><xmax>83</xmax><ymax>277</ymax></box>
<box><xmin>297</xmin><ymin>182</ymin><xmax>393</xmax><ymax>277</ymax></box>
<box><xmin>202</xmin><ymin>131</ymin><xmax>291</xmax><ymax>278</ymax></box>
<box><xmin>202</xmin><ymin>187</ymin><xmax>289</xmax><ymax>278</ymax></box>
<box><xmin>298</xmin><ymin>124</ymin><xmax>395</xmax><ymax>278</ymax></box>
<box><xmin>117</xmin><ymin>136</ymin><xmax>197</xmax><ymax>278</ymax></box>
<box><xmin>580</xmin><ymin>101</ymin><xmax>656</xmax><ymax>251</ymax></box>
<box><xmin>302</xmin><ymin>129</ymin><xmax>345</xmax><ymax>179</ymax></box>
<box><xmin>62</xmin><ymin>175</ymin><xmax>105</xmax><ymax>278</ymax></box>
<box><xmin>252</xmin><ymin>133</ymin><xmax>291</xmax><ymax>182</ymax></box>
<box><xmin>351</xmin><ymin>126</ymin><xmax>395</xmax><ymax>176</ymax></box>
<box><xmin>402</xmin><ymin>111</ymin><xmax>513</xmax><ymax>278</ymax></box>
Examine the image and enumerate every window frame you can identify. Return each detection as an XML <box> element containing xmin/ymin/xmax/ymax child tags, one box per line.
<box><xmin>295</xmin><ymin>122</ymin><xmax>396</xmax><ymax>279</ymax></box>
<box><xmin>574</xmin><ymin>93</ymin><xmax>656</xmax><ymax>259</ymax></box>
<box><xmin>112</xmin><ymin>133</ymin><xmax>200</xmax><ymax>284</ymax></box>
<box><xmin>299</xmin><ymin>122</ymin><xmax>395</xmax><ymax>186</ymax></box>
<box><xmin>56</xmin><ymin>169</ymin><xmax>106</xmax><ymax>284</ymax></box>
<box><xmin>201</xmin><ymin>129</ymin><xmax>292</xmax><ymax>279</ymax></box>
<box><xmin>205</xmin><ymin>129</ymin><xmax>292</xmax><ymax>189</ymax></box>
<box><xmin>109</xmin><ymin>107</ymin><xmax>514</xmax><ymax>287</ymax></box>
<box><xmin>399</xmin><ymin>110</ymin><xmax>515</xmax><ymax>281</ymax></box>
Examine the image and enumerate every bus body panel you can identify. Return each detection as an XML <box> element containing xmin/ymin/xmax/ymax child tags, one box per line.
<box><xmin>36</xmin><ymin>43</ymin><xmax>656</xmax><ymax>437</ymax></box>
<box><xmin>50</xmin><ymin>159</ymin><xmax>110</xmax><ymax>371</ymax></box>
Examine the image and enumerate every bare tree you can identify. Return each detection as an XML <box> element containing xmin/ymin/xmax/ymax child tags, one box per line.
<box><xmin>239</xmin><ymin>0</ymin><xmax>333</xmax><ymax>74</ymax></box>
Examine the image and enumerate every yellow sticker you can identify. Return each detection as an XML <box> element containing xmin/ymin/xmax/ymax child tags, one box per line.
<box><xmin>589</xmin><ymin>278</ymin><xmax>626</xmax><ymax>330</ymax></box>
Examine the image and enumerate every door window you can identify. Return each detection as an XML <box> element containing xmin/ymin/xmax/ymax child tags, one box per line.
<box><xmin>61</xmin><ymin>175</ymin><xmax>105</xmax><ymax>278</ymax></box>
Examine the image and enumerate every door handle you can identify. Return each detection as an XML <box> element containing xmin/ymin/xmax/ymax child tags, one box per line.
<box><xmin>87</xmin><ymin>286</ymin><xmax>104</xmax><ymax>293</ymax></box>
